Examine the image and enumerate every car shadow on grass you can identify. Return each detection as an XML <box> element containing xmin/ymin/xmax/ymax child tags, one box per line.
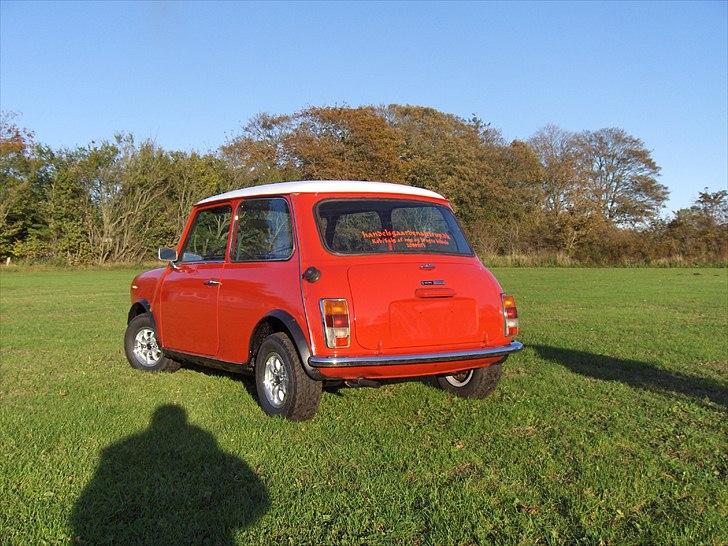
<box><xmin>71</xmin><ymin>404</ymin><xmax>269</xmax><ymax>545</ymax></box>
<box><xmin>533</xmin><ymin>344</ymin><xmax>728</xmax><ymax>410</ymax></box>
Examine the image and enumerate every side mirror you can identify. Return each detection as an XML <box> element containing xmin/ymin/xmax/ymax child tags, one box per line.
<box><xmin>158</xmin><ymin>247</ymin><xmax>178</xmax><ymax>262</ymax></box>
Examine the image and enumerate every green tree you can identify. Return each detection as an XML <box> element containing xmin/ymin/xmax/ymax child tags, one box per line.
<box><xmin>575</xmin><ymin>128</ymin><xmax>668</xmax><ymax>226</ymax></box>
<box><xmin>382</xmin><ymin>104</ymin><xmax>489</xmax><ymax>216</ymax></box>
<box><xmin>222</xmin><ymin>107</ymin><xmax>405</xmax><ymax>187</ymax></box>
<box><xmin>221</xmin><ymin>113</ymin><xmax>301</xmax><ymax>187</ymax></box>
<box><xmin>291</xmin><ymin>106</ymin><xmax>405</xmax><ymax>181</ymax></box>
<box><xmin>660</xmin><ymin>189</ymin><xmax>728</xmax><ymax>262</ymax></box>
<box><xmin>46</xmin><ymin>149</ymin><xmax>94</xmax><ymax>262</ymax></box>
<box><xmin>0</xmin><ymin>114</ymin><xmax>55</xmax><ymax>259</ymax></box>
<box><xmin>164</xmin><ymin>151</ymin><xmax>232</xmax><ymax>243</ymax></box>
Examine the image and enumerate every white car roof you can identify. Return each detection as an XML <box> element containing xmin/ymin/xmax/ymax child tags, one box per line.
<box><xmin>196</xmin><ymin>180</ymin><xmax>445</xmax><ymax>205</ymax></box>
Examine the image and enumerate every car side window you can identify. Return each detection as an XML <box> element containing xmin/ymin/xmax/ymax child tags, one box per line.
<box><xmin>180</xmin><ymin>205</ymin><xmax>232</xmax><ymax>262</ymax></box>
<box><xmin>232</xmin><ymin>198</ymin><xmax>293</xmax><ymax>262</ymax></box>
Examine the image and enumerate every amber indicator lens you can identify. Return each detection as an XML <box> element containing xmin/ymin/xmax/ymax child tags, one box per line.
<box><xmin>502</xmin><ymin>294</ymin><xmax>519</xmax><ymax>337</ymax></box>
<box><xmin>322</xmin><ymin>299</ymin><xmax>350</xmax><ymax>348</ymax></box>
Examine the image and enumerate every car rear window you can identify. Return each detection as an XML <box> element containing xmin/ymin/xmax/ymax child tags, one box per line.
<box><xmin>315</xmin><ymin>199</ymin><xmax>473</xmax><ymax>255</ymax></box>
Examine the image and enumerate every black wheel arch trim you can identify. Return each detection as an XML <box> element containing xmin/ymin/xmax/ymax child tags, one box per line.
<box><xmin>264</xmin><ymin>310</ymin><xmax>324</xmax><ymax>381</ymax></box>
<box><xmin>129</xmin><ymin>299</ymin><xmax>152</xmax><ymax>323</ymax></box>
<box><xmin>128</xmin><ymin>299</ymin><xmax>160</xmax><ymax>337</ymax></box>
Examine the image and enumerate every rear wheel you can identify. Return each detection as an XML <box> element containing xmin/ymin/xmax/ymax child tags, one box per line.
<box><xmin>255</xmin><ymin>332</ymin><xmax>321</xmax><ymax>420</ymax></box>
<box><xmin>124</xmin><ymin>313</ymin><xmax>180</xmax><ymax>372</ymax></box>
<box><xmin>435</xmin><ymin>363</ymin><xmax>502</xmax><ymax>399</ymax></box>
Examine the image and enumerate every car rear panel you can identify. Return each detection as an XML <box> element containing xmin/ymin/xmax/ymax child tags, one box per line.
<box><xmin>347</xmin><ymin>261</ymin><xmax>504</xmax><ymax>350</ymax></box>
<box><xmin>292</xmin><ymin>192</ymin><xmax>513</xmax><ymax>378</ymax></box>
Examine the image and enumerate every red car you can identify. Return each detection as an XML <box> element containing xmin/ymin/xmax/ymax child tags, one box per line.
<box><xmin>124</xmin><ymin>181</ymin><xmax>522</xmax><ymax>420</ymax></box>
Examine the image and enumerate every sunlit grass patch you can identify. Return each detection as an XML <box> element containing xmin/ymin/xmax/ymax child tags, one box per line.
<box><xmin>0</xmin><ymin>267</ymin><xmax>726</xmax><ymax>544</ymax></box>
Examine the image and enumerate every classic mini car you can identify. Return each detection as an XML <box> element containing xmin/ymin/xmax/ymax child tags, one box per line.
<box><xmin>124</xmin><ymin>181</ymin><xmax>522</xmax><ymax>420</ymax></box>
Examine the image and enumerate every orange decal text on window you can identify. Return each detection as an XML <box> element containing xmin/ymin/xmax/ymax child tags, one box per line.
<box><xmin>361</xmin><ymin>230</ymin><xmax>452</xmax><ymax>250</ymax></box>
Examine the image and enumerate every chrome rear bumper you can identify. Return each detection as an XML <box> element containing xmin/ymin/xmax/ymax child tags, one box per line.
<box><xmin>308</xmin><ymin>341</ymin><xmax>523</xmax><ymax>368</ymax></box>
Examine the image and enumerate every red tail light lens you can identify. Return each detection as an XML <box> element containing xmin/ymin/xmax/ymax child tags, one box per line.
<box><xmin>502</xmin><ymin>294</ymin><xmax>519</xmax><ymax>337</ymax></box>
<box><xmin>321</xmin><ymin>299</ymin><xmax>350</xmax><ymax>348</ymax></box>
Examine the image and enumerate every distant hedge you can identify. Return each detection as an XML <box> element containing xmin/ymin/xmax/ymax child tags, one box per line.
<box><xmin>1</xmin><ymin>106</ymin><xmax>726</xmax><ymax>265</ymax></box>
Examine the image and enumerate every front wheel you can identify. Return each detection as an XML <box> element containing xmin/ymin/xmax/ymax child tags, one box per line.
<box><xmin>435</xmin><ymin>363</ymin><xmax>502</xmax><ymax>399</ymax></box>
<box><xmin>255</xmin><ymin>332</ymin><xmax>321</xmax><ymax>420</ymax></box>
<box><xmin>124</xmin><ymin>313</ymin><xmax>180</xmax><ymax>372</ymax></box>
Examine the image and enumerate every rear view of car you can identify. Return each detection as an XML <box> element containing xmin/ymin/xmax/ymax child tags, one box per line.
<box><xmin>296</xmin><ymin>191</ymin><xmax>522</xmax><ymax>398</ymax></box>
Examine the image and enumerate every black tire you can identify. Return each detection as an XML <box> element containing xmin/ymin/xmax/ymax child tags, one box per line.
<box><xmin>435</xmin><ymin>363</ymin><xmax>502</xmax><ymax>399</ymax></box>
<box><xmin>124</xmin><ymin>313</ymin><xmax>180</xmax><ymax>372</ymax></box>
<box><xmin>255</xmin><ymin>332</ymin><xmax>321</xmax><ymax>420</ymax></box>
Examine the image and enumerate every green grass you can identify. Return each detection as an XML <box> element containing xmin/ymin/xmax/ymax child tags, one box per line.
<box><xmin>1</xmin><ymin>268</ymin><xmax>726</xmax><ymax>545</ymax></box>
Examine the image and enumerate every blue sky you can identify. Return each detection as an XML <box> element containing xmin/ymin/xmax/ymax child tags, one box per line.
<box><xmin>1</xmin><ymin>1</ymin><xmax>726</xmax><ymax>212</ymax></box>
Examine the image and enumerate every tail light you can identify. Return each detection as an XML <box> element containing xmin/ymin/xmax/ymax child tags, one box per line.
<box><xmin>502</xmin><ymin>294</ymin><xmax>519</xmax><ymax>337</ymax></box>
<box><xmin>321</xmin><ymin>299</ymin><xmax>350</xmax><ymax>348</ymax></box>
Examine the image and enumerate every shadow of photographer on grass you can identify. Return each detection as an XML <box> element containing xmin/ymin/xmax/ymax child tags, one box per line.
<box><xmin>71</xmin><ymin>404</ymin><xmax>268</xmax><ymax>545</ymax></box>
<box><xmin>534</xmin><ymin>344</ymin><xmax>727</xmax><ymax>410</ymax></box>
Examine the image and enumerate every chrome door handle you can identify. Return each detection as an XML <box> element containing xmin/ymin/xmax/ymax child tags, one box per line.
<box><xmin>203</xmin><ymin>279</ymin><xmax>221</xmax><ymax>286</ymax></box>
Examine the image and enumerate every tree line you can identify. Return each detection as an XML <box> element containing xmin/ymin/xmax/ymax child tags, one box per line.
<box><xmin>1</xmin><ymin>106</ymin><xmax>725</xmax><ymax>266</ymax></box>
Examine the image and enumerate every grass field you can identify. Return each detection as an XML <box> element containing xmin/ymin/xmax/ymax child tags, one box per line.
<box><xmin>1</xmin><ymin>268</ymin><xmax>726</xmax><ymax>545</ymax></box>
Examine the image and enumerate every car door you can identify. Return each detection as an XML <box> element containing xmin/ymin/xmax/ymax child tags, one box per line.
<box><xmin>216</xmin><ymin>197</ymin><xmax>302</xmax><ymax>364</ymax></box>
<box><xmin>159</xmin><ymin>204</ymin><xmax>232</xmax><ymax>356</ymax></box>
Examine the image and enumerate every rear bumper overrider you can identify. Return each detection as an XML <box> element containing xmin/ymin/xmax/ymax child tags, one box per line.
<box><xmin>308</xmin><ymin>341</ymin><xmax>524</xmax><ymax>368</ymax></box>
